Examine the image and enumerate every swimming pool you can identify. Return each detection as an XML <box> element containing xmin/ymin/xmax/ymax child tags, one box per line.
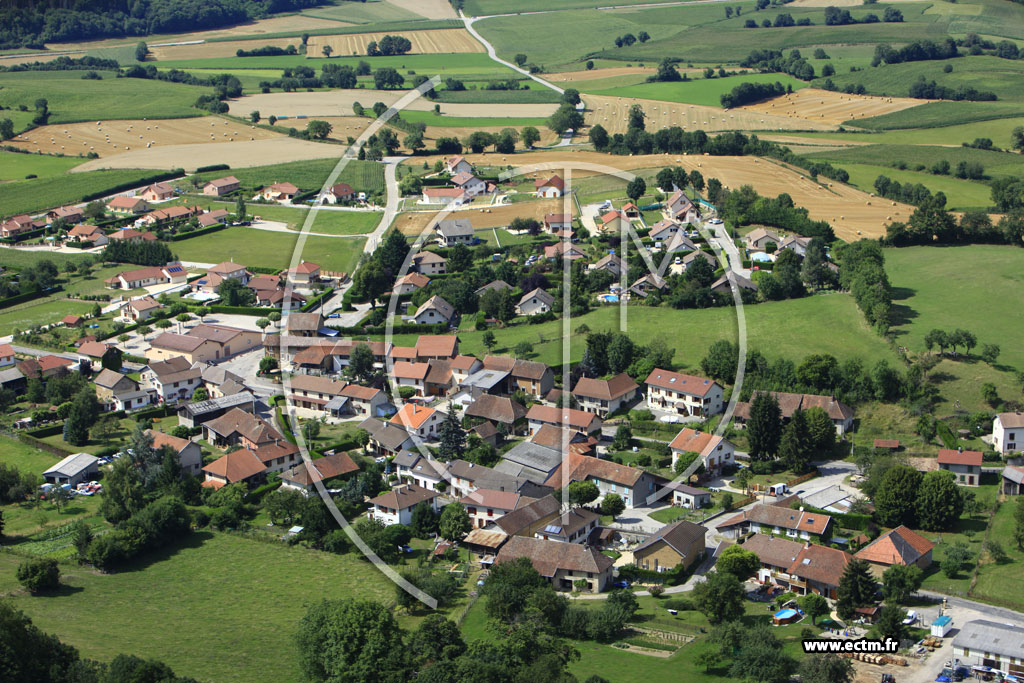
<box><xmin>598</xmin><ymin>294</ymin><xmax>619</xmax><ymax>303</ymax></box>
<box><xmin>751</xmin><ymin>252</ymin><xmax>774</xmax><ymax>263</ymax></box>
<box><xmin>774</xmin><ymin>609</ymin><xmax>798</xmax><ymax>619</ymax></box>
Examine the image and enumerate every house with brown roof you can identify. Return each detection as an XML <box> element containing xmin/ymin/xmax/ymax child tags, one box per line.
<box><xmin>135</xmin><ymin>206</ymin><xmax>197</xmax><ymax>227</ymax></box>
<box><xmin>202</xmin><ymin>176</ymin><xmax>240</xmax><ymax>197</ymax></box>
<box><xmin>745</xmin><ymin>227</ymin><xmax>781</xmax><ymax>251</ymax></box>
<box><xmin>535</xmin><ymin>175</ymin><xmax>564</xmax><ymax>198</ymax></box>
<box><xmin>494</xmin><ymin>494</ymin><xmax>561</xmax><ymax>536</ymax></box>
<box><xmin>65</xmin><ymin>223</ymin><xmax>108</xmax><ymax>246</ymax></box>
<box><xmin>572</xmin><ymin>372</ymin><xmax>638</xmax><ymax>418</ymax></box>
<box><xmin>202</xmin><ymin>409</ymin><xmax>296</xmax><ymax>476</ymax></box>
<box><xmin>202</xmin><ymin>449</ymin><xmax>266</xmax><ymax>489</ymax></box>
<box><xmin>46</xmin><ymin>205</ymin><xmax>83</xmax><ymax>224</ymax></box>
<box><xmin>669</xmin><ymin>428</ymin><xmax>736</xmax><ymax>475</ymax></box>
<box><xmin>645</xmin><ymin>369</ymin><xmax>724</xmax><ymax>417</ymax></box>
<box><xmin>744</xmin><ymin>533</ymin><xmax>805</xmax><ymax>588</ymax></box>
<box><xmin>597</xmin><ymin>208</ymin><xmax>628</xmax><ymax>234</ymax></box>
<box><xmin>413</xmin><ymin>295</ymin><xmax>455</xmax><ymax>326</ymax></box>
<box><xmin>664</xmin><ymin>189</ymin><xmax>699</xmax><ymax>224</ymax></box>
<box><xmin>544</xmin><ymin>213</ymin><xmax>571</xmax><ymax>232</ymax></box>
<box><xmin>197</xmin><ymin>209</ymin><xmax>230</xmax><ymax>228</ymax></box>
<box><xmin>526</xmin><ymin>404</ymin><xmax>602</xmax><ymax>435</ymax></box>
<box><xmin>465</xmin><ymin>394</ymin><xmax>527</xmax><ymax>431</ymax></box>
<box><xmin>258</xmin><ymin>182</ymin><xmax>299</xmax><ymax>202</ymax></box>
<box><xmin>854</xmin><ymin>525</ymin><xmax>934</xmax><ymax>577</ymax></box>
<box><xmin>107</xmin><ymin>195</ymin><xmax>150</xmax><ymax>214</ymax></box>
<box><xmin>141</xmin><ymin>356</ymin><xmax>202</xmax><ymax>403</ymax></box>
<box><xmin>104</xmin><ymin>262</ymin><xmax>187</xmax><ymax>290</ymax></box>
<box><xmin>282</xmin><ymin>260</ymin><xmax>320</xmax><ymax>287</ymax></box>
<box><xmin>718</xmin><ymin>504</ymin><xmax>832</xmax><ymax>542</ymax></box>
<box><xmin>17</xmin><ymin>355</ymin><xmax>74</xmax><ymax>380</ymax></box>
<box><xmin>393</xmin><ymin>272</ymin><xmax>430</xmax><ymax>295</ymax></box>
<box><xmin>545</xmin><ymin>451</ymin><xmax>659</xmax><ymax>509</ymax></box>
<box><xmin>937</xmin><ymin>449</ymin><xmax>983</xmax><ymax>487</ymax></box>
<box><xmin>77</xmin><ymin>341</ymin><xmax>121</xmax><ymax>372</ymax></box>
<box><xmin>664</xmin><ymin>231</ymin><xmax>697</xmax><ymax>254</ymax></box>
<box><xmin>634</xmin><ymin>519</ymin><xmax>707</xmax><ymax>572</ymax></box>
<box><xmin>630</xmin><ymin>273</ymin><xmax>666</xmax><ymax>298</ymax></box>
<box><xmin>591</xmin><ymin>253</ymin><xmax>624</xmax><ymax>278</ymax></box>
<box><xmin>786</xmin><ymin>543</ymin><xmax>852</xmax><ymax>599</ymax></box>
<box><xmin>411</xmin><ymin>251</ymin><xmax>447</xmax><ymax>275</ymax></box>
<box><xmin>495</xmin><ymin>535</ymin><xmax>614</xmax><ymax>593</ymax></box>
<box><xmin>141</xmin><ymin>182</ymin><xmax>175</xmax><ymax>202</ymax></box>
<box><xmin>121</xmin><ymin>296</ymin><xmax>163</xmax><ymax>322</ymax></box>
<box><xmin>147</xmin><ymin>324</ymin><xmax>260</xmax><ymax>365</ymax></box>
<box><xmin>1</xmin><ymin>214</ymin><xmax>44</xmax><ymax>237</ymax></box>
<box><xmin>283</xmin><ymin>312</ymin><xmax>322</xmax><ymax>338</ymax></box>
<box><xmin>420</xmin><ymin>187</ymin><xmax>468</xmax><ymax>206</ymax></box>
<box><xmin>544</xmin><ymin>241</ymin><xmax>586</xmax><ymax>261</ymax></box>
<box><xmin>993</xmin><ymin>411</ymin><xmax>1024</xmax><ymax>455</ymax></box>
<box><xmin>391</xmin><ymin>361</ymin><xmax>430</xmax><ymax>397</ymax></box>
<box><xmin>61</xmin><ymin>314</ymin><xmax>84</xmax><ymax>328</ymax></box>
<box><xmin>359</xmin><ymin>417</ymin><xmax>415</xmax><ymax>456</ymax></box>
<box><xmin>415</xmin><ymin>334</ymin><xmax>458</xmax><ymax>361</ymax></box>
<box><xmin>147</xmin><ymin>429</ymin><xmax>203</xmax><ymax>476</ymax></box>
<box><xmin>390</xmin><ymin>403</ymin><xmax>444</xmax><ymax>439</ymax></box>
<box><xmin>530</xmin><ymin>424</ymin><xmax>597</xmax><ymax>457</ymax></box>
<box><xmin>446</xmin><ymin>155</ymin><xmax>473</xmax><ymax>175</ymax></box>
<box><xmin>0</xmin><ymin>343</ymin><xmax>14</xmax><ymax>368</ymax></box>
<box><xmin>323</xmin><ymin>182</ymin><xmax>355</xmax><ymax>204</ymax></box>
<box><xmin>648</xmin><ymin>219</ymin><xmax>683</xmax><ymax>242</ymax></box>
<box><xmin>93</xmin><ymin>369</ymin><xmax>148</xmax><ymax>411</ymax></box>
<box><xmin>461</xmin><ymin>489</ymin><xmax>537</xmax><ymax>529</ymax></box>
<box><xmin>369</xmin><ymin>483</ymin><xmax>439</xmax><ymax>526</ymax></box>
<box><xmin>733</xmin><ymin>391</ymin><xmax>855</xmax><ymax>435</ymax></box>
<box><xmin>664</xmin><ymin>481</ymin><xmax>712</xmax><ymax>509</ymax></box>
<box><xmin>450</xmin><ymin>172</ymin><xmax>487</xmax><ymax>198</ymax></box>
<box><xmin>534</xmin><ymin>508</ymin><xmax>600</xmax><ymax>544</ymax></box>
<box><xmin>278</xmin><ymin>452</ymin><xmax>359</xmax><ymax>495</ymax></box>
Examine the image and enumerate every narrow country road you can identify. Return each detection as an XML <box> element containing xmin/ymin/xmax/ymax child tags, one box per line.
<box><xmin>461</xmin><ymin>12</ymin><xmax>564</xmax><ymax>96</ymax></box>
<box><xmin>364</xmin><ymin>157</ymin><xmax>404</xmax><ymax>255</ymax></box>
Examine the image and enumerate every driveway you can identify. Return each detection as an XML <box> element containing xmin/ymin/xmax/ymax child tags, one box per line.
<box><xmin>706</xmin><ymin>222</ymin><xmax>751</xmax><ymax>278</ymax></box>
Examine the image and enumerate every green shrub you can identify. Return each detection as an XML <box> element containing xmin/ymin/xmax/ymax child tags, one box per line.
<box><xmin>16</xmin><ymin>558</ymin><xmax>60</xmax><ymax>592</ymax></box>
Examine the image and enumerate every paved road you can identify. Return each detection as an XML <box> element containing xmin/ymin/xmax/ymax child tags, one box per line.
<box><xmin>363</xmin><ymin>157</ymin><xmax>405</xmax><ymax>255</ymax></box>
<box><xmin>461</xmin><ymin>12</ymin><xmax>564</xmax><ymax>96</ymax></box>
<box><xmin>708</xmin><ymin>222</ymin><xmax>751</xmax><ymax>278</ymax></box>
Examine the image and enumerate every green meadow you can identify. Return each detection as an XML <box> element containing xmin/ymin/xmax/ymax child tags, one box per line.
<box><xmin>0</xmin><ymin>168</ymin><xmax>168</xmax><ymax>217</ymax></box>
<box><xmin>169</xmin><ymin>225</ymin><xmax>366</xmax><ymax>273</ymax></box>
<box><xmin>586</xmin><ymin>72</ymin><xmax>809</xmax><ymax>107</ymax></box>
<box><xmin>0</xmin><ymin>150</ymin><xmax>84</xmax><ymax>181</ymax></box>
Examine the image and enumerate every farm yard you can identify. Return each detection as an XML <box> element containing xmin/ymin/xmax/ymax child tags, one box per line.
<box><xmin>8</xmin><ymin>116</ymin><xmax>282</xmax><ymax>158</ymax></box>
<box><xmin>306</xmin><ymin>29</ymin><xmax>484</xmax><ymax>56</ymax></box>
<box><xmin>738</xmin><ymin>88</ymin><xmax>926</xmax><ymax>126</ymax></box>
<box><xmin>582</xmin><ymin>94</ymin><xmax>835</xmax><ymax>136</ymax></box>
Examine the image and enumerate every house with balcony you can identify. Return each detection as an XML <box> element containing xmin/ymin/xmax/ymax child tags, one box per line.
<box><xmin>644</xmin><ymin>369</ymin><xmax>723</xmax><ymax>417</ymax></box>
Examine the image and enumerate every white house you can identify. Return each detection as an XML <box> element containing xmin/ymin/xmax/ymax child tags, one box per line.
<box><xmin>412</xmin><ymin>295</ymin><xmax>455</xmax><ymax>325</ymax></box>
<box><xmin>393</xmin><ymin>273</ymin><xmax>430</xmax><ymax>295</ymax></box>
<box><xmin>544</xmin><ymin>213</ymin><xmax>572</xmax><ymax>233</ymax></box>
<box><xmin>535</xmin><ymin>175</ymin><xmax>564</xmax><ymax>198</ymax></box>
<box><xmin>390</xmin><ymin>403</ymin><xmax>445</xmax><ymax>439</ymax></box>
<box><xmin>516</xmin><ymin>288</ymin><xmax>554</xmax><ymax>317</ymax></box>
<box><xmin>369</xmin><ymin>483</ymin><xmax>439</xmax><ymax>526</ymax></box>
<box><xmin>0</xmin><ymin>343</ymin><xmax>15</xmax><ymax>367</ymax></box>
<box><xmin>572</xmin><ymin>373</ymin><xmax>639</xmax><ymax>418</ymax></box>
<box><xmin>664</xmin><ymin>189</ymin><xmax>700</xmax><ymax>224</ymax></box>
<box><xmin>391</xmin><ymin>362</ymin><xmax>430</xmax><ymax>397</ymax></box>
<box><xmin>43</xmin><ymin>453</ymin><xmax>99</xmax><ymax>487</ymax></box>
<box><xmin>669</xmin><ymin>428</ymin><xmax>736</xmax><ymax>475</ymax></box>
<box><xmin>411</xmin><ymin>251</ymin><xmax>447</xmax><ymax>275</ymax></box>
<box><xmin>141</xmin><ymin>356</ymin><xmax>203</xmax><ymax>403</ymax></box>
<box><xmin>446</xmin><ymin>155</ymin><xmax>473</xmax><ymax>175</ymax></box>
<box><xmin>993</xmin><ymin>411</ymin><xmax>1024</xmax><ymax>454</ymax></box>
<box><xmin>147</xmin><ymin>430</ymin><xmax>203</xmax><ymax>476</ymax></box>
<box><xmin>644</xmin><ymin>368</ymin><xmax>724</xmax><ymax>416</ymax></box>
<box><xmin>451</xmin><ymin>171</ymin><xmax>488</xmax><ymax>197</ymax></box>
<box><xmin>435</xmin><ymin>218</ymin><xmax>475</xmax><ymax>246</ymax></box>
<box><xmin>649</xmin><ymin>219</ymin><xmax>682</xmax><ymax>242</ymax></box>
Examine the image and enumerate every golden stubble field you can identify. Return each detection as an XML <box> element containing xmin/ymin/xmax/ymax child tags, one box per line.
<box><xmin>413</xmin><ymin>150</ymin><xmax>912</xmax><ymax>240</ymax></box>
<box><xmin>229</xmin><ymin>90</ymin><xmax>558</xmax><ymax>118</ymax></box>
<box><xmin>307</xmin><ymin>29</ymin><xmax>483</xmax><ymax>57</ymax></box>
<box><xmin>7</xmin><ymin>116</ymin><xmax>281</xmax><ymax>157</ymax></box>
<box><xmin>150</xmin><ymin>37</ymin><xmax>302</xmax><ymax>61</ymax></box>
<box><xmin>583</xmin><ymin>94</ymin><xmax>836</xmax><ymax>135</ymax></box>
<box><xmin>71</xmin><ymin>137</ymin><xmax>340</xmax><ymax>172</ymax></box>
<box><xmin>395</xmin><ymin>198</ymin><xmax>567</xmax><ymax>236</ymax></box>
<box><xmin>739</xmin><ymin>88</ymin><xmax>927</xmax><ymax>126</ymax></box>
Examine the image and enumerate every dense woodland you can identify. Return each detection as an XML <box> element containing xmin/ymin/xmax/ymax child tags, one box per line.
<box><xmin>0</xmin><ymin>0</ymin><xmax>329</xmax><ymax>48</ymax></box>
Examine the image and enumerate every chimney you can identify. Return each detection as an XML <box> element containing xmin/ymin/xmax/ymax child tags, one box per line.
<box><xmin>804</xmin><ymin>542</ymin><xmax>810</xmax><ymax>549</ymax></box>
<box><xmin>958</xmin><ymin>446</ymin><xmax>963</xmax><ymax>453</ymax></box>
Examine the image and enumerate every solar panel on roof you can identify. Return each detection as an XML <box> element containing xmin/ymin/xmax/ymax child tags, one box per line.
<box><xmin>543</xmin><ymin>525</ymin><xmax>563</xmax><ymax>534</ymax></box>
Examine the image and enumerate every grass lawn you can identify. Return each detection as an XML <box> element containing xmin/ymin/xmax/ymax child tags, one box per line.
<box><xmin>38</xmin><ymin>416</ymin><xmax>180</xmax><ymax>456</ymax></box>
<box><xmin>970</xmin><ymin>495</ymin><xmax>1024</xmax><ymax>611</ymax></box>
<box><xmin>307</xmin><ymin>210</ymin><xmax>382</xmax><ymax>235</ymax></box>
<box><xmin>388</xmin><ymin>293</ymin><xmax>899</xmax><ymax>372</ymax></box>
<box><xmin>192</xmin><ymin>158</ymin><xmax>385</xmax><ymax>195</ymax></box>
<box><xmin>918</xmin><ymin>477</ymin><xmax>999</xmax><ymax>596</ymax></box>
<box><xmin>0</xmin><ymin>298</ymin><xmax>96</xmax><ymax>336</ymax></box>
<box><xmin>0</xmin><ymin>249</ymin><xmax>91</xmax><ymax>271</ymax></box>
<box><xmin>0</xmin><ymin>496</ymin><xmax>105</xmax><ymax>541</ymax></box>
<box><xmin>0</xmin><ymin>532</ymin><xmax>402</xmax><ymax>683</ymax></box>
<box><xmin>802</xmin><ymin>143</ymin><xmax>1024</xmax><ymax>181</ymax></box>
<box><xmin>0</xmin><ymin>435</ymin><xmax>60</xmax><ymax>476</ymax></box>
<box><xmin>0</xmin><ymin>168</ymin><xmax>169</xmax><ymax>217</ymax></box>
<box><xmin>885</xmin><ymin>245</ymin><xmax>1024</xmax><ymax>368</ymax></box>
<box><xmin>586</xmin><ymin>73</ymin><xmax>809</xmax><ymax>108</ymax></box>
<box><xmin>826</xmin><ymin>161</ymin><xmax>994</xmax><ymax>211</ymax></box>
<box><xmin>170</xmin><ymin>225</ymin><xmax>366</xmax><ymax>273</ymax></box>
<box><xmin>0</xmin><ymin>151</ymin><xmax>85</xmax><ymax>181</ymax></box>
<box><xmin>845</xmin><ymin>102</ymin><xmax>1024</xmax><ymax>132</ymax></box>
<box><xmin>0</xmin><ymin>71</ymin><xmax>209</xmax><ymax>124</ymax></box>
<box><xmin>399</xmin><ymin>110</ymin><xmax>548</xmax><ymax>128</ymax></box>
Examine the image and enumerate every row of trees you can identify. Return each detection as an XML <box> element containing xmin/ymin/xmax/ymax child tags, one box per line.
<box><xmin>744</xmin><ymin>391</ymin><xmax>836</xmax><ymax>468</ymax></box>
<box><xmin>885</xmin><ymin>195</ymin><xmax>1024</xmax><ymax>247</ymax></box>
<box><xmin>739</xmin><ymin>49</ymin><xmax>816</xmax><ymax>81</ymax></box>
<box><xmin>103</xmin><ymin>237</ymin><xmax>176</xmax><ymax>266</ymax></box>
<box><xmin>836</xmin><ymin>240</ymin><xmax>892</xmax><ymax>335</ymax></box>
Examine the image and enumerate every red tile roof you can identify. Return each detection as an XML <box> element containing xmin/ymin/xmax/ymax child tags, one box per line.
<box><xmin>937</xmin><ymin>449</ymin><xmax>983</xmax><ymax>466</ymax></box>
<box><xmin>645</xmin><ymin>368</ymin><xmax>719</xmax><ymax>397</ymax></box>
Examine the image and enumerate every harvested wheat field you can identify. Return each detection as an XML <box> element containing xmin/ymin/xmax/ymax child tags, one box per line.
<box><xmin>150</xmin><ymin>37</ymin><xmax>302</xmax><ymax>61</ymax></box>
<box><xmin>739</xmin><ymin>88</ymin><xmax>925</xmax><ymax>126</ymax></box>
<box><xmin>0</xmin><ymin>51</ymin><xmax>65</xmax><ymax>67</ymax></box>
<box><xmin>71</xmin><ymin>137</ymin><xmax>339</xmax><ymax>173</ymax></box>
<box><xmin>547</xmin><ymin>66</ymin><xmax>656</xmax><ymax>82</ymax></box>
<box><xmin>8</xmin><ymin>116</ymin><xmax>282</xmax><ymax>158</ymax></box>
<box><xmin>583</xmin><ymin>94</ymin><xmax>835</xmax><ymax>135</ymax></box>
<box><xmin>387</xmin><ymin>0</ymin><xmax>458</xmax><ymax>19</ymax></box>
<box><xmin>307</xmin><ymin>29</ymin><xmax>483</xmax><ymax>57</ymax></box>
<box><xmin>414</xmin><ymin>150</ymin><xmax>910</xmax><ymax>240</ymax></box>
<box><xmin>760</xmin><ymin>134</ymin><xmax>874</xmax><ymax>149</ymax></box>
<box><xmin>396</xmin><ymin>198</ymin><xmax>567</xmax><ymax>236</ymax></box>
<box><xmin>420</xmin><ymin>125</ymin><xmax>560</xmax><ymax>145</ymax></box>
<box><xmin>230</xmin><ymin>90</ymin><xmax>557</xmax><ymax>118</ymax></box>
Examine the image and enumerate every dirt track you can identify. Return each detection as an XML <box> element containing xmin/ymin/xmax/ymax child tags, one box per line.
<box><xmin>583</xmin><ymin>94</ymin><xmax>835</xmax><ymax>135</ymax></box>
<box><xmin>7</xmin><ymin>116</ymin><xmax>281</xmax><ymax>157</ymax></box>
<box><xmin>412</xmin><ymin>150</ymin><xmax>910</xmax><ymax>241</ymax></box>
<box><xmin>387</xmin><ymin>0</ymin><xmax>458</xmax><ymax>19</ymax></box>
<box><xmin>307</xmin><ymin>29</ymin><xmax>483</xmax><ymax>57</ymax></box>
<box><xmin>230</xmin><ymin>90</ymin><xmax>559</xmax><ymax>118</ymax></box>
<box><xmin>739</xmin><ymin>88</ymin><xmax>926</xmax><ymax>126</ymax></box>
